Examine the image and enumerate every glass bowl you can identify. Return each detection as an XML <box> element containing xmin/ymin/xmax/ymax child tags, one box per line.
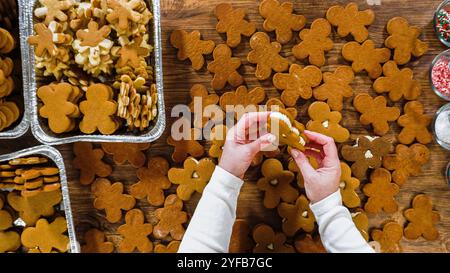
<box><xmin>430</xmin><ymin>49</ymin><xmax>450</xmax><ymax>101</ymax></box>
<box><xmin>431</xmin><ymin>102</ymin><xmax>450</xmax><ymax>150</ymax></box>
<box><xmin>434</xmin><ymin>0</ymin><xmax>450</xmax><ymax>47</ymax></box>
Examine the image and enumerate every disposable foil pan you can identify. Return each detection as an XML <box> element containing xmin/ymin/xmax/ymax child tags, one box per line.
<box><xmin>0</xmin><ymin>145</ymin><xmax>79</xmax><ymax>253</ymax></box>
<box><xmin>0</xmin><ymin>0</ymin><xmax>30</xmax><ymax>139</ymax></box>
<box><xmin>21</xmin><ymin>0</ymin><xmax>166</xmax><ymax>145</ymax></box>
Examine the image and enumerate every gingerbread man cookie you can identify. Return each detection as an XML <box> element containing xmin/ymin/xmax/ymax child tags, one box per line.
<box><xmin>154</xmin><ymin>194</ymin><xmax>188</xmax><ymax>240</ymax></box>
<box><xmin>294</xmin><ymin>234</ymin><xmax>326</xmax><ymax>253</ymax></box>
<box><xmin>363</xmin><ymin>168</ymin><xmax>400</xmax><ymax>214</ymax></box>
<box><xmin>116</xmin><ymin>37</ymin><xmax>150</xmax><ymax>69</ymax></box>
<box><xmin>170</xmin><ymin>30</ymin><xmax>215</xmax><ymax>70</ymax></box>
<box><xmin>265</xmin><ymin>98</ymin><xmax>298</xmax><ymax>120</ymax></box>
<box><xmin>34</xmin><ymin>0</ymin><xmax>73</xmax><ymax>25</ymax></box>
<box><xmin>188</xmin><ymin>84</ymin><xmax>223</xmax><ymax>128</ymax></box>
<box><xmin>313</xmin><ymin>66</ymin><xmax>354</xmax><ymax>111</ymax></box>
<box><xmin>397</xmin><ymin>101</ymin><xmax>432</xmax><ymax>145</ymax></box>
<box><xmin>353</xmin><ymin>93</ymin><xmax>400</xmax><ymax>136</ymax></box>
<box><xmin>383</xmin><ymin>144</ymin><xmax>430</xmax><ymax>187</ymax></box>
<box><xmin>292</xmin><ymin>18</ymin><xmax>333</xmax><ymax>67</ymax></box>
<box><xmin>373</xmin><ymin>61</ymin><xmax>421</xmax><ymax>102</ymax></box>
<box><xmin>404</xmin><ymin>194</ymin><xmax>440</xmax><ymax>241</ymax></box>
<box><xmin>91</xmin><ymin>178</ymin><xmax>136</xmax><ymax>223</ymax></box>
<box><xmin>73</xmin><ymin>142</ymin><xmax>112</xmax><ymax>186</ymax></box>
<box><xmin>385</xmin><ymin>17</ymin><xmax>428</xmax><ymax>65</ymax></box>
<box><xmin>277</xmin><ymin>195</ymin><xmax>315</xmax><ymax>236</ymax></box>
<box><xmin>256</xmin><ymin>159</ymin><xmax>298</xmax><ymax>209</ymax></box>
<box><xmin>326</xmin><ymin>2</ymin><xmax>375</xmax><ymax>42</ymax></box>
<box><xmin>167</xmin><ymin>128</ymin><xmax>204</xmax><ymax>163</ymax></box>
<box><xmin>21</xmin><ymin>217</ymin><xmax>69</xmax><ymax>253</ymax></box>
<box><xmin>168</xmin><ymin>157</ymin><xmax>215</xmax><ymax>201</ymax></box>
<box><xmin>267</xmin><ymin>111</ymin><xmax>308</xmax><ymax>152</ymax></box>
<box><xmin>28</xmin><ymin>23</ymin><xmax>66</xmax><ymax>57</ymax></box>
<box><xmin>229</xmin><ymin>219</ymin><xmax>254</xmax><ymax>253</ymax></box>
<box><xmin>341</xmin><ymin>136</ymin><xmax>392</xmax><ymax>180</ymax></box>
<box><xmin>219</xmin><ymin>86</ymin><xmax>265</xmax><ymax>118</ymax></box>
<box><xmin>371</xmin><ymin>222</ymin><xmax>403</xmax><ymax>253</ymax></box>
<box><xmin>247</xmin><ymin>32</ymin><xmax>289</xmax><ymax>81</ymax></box>
<box><xmin>351</xmin><ymin>209</ymin><xmax>369</xmax><ymax>241</ymax></box>
<box><xmin>101</xmin><ymin>143</ymin><xmax>150</xmax><ymax>168</ymax></box>
<box><xmin>81</xmin><ymin>229</ymin><xmax>114</xmax><ymax>253</ymax></box>
<box><xmin>259</xmin><ymin>0</ymin><xmax>306</xmax><ymax>44</ymax></box>
<box><xmin>342</xmin><ymin>40</ymin><xmax>391</xmax><ymax>79</ymax></box>
<box><xmin>154</xmin><ymin>241</ymin><xmax>181</xmax><ymax>253</ymax></box>
<box><xmin>339</xmin><ymin>162</ymin><xmax>361</xmax><ymax>208</ymax></box>
<box><xmin>117</xmin><ymin>209</ymin><xmax>153</xmax><ymax>253</ymax></box>
<box><xmin>207</xmin><ymin>44</ymin><xmax>243</xmax><ymax>90</ymax></box>
<box><xmin>252</xmin><ymin>224</ymin><xmax>295</xmax><ymax>253</ymax></box>
<box><xmin>0</xmin><ymin>230</ymin><xmax>20</xmax><ymax>253</ymax></box>
<box><xmin>306</xmin><ymin>102</ymin><xmax>350</xmax><ymax>143</ymax></box>
<box><xmin>215</xmin><ymin>3</ymin><xmax>256</xmax><ymax>48</ymax></box>
<box><xmin>273</xmin><ymin>64</ymin><xmax>322</xmax><ymax>107</ymax></box>
<box><xmin>130</xmin><ymin>156</ymin><xmax>171</xmax><ymax>207</ymax></box>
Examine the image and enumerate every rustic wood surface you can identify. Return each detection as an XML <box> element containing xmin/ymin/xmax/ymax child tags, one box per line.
<box><xmin>1</xmin><ymin>0</ymin><xmax>450</xmax><ymax>253</ymax></box>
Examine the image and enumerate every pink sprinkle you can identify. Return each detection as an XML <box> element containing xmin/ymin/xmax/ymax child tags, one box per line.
<box><xmin>432</xmin><ymin>57</ymin><xmax>450</xmax><ymax>98</ymax></box>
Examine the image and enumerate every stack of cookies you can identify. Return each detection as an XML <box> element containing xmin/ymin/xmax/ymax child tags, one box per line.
<box><xmin>28</xmin><ymin>0</ymin><xmax>158</xmax><ymax>135</ymax></box>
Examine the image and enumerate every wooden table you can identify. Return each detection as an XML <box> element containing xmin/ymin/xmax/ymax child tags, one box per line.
<box><xmin>1</xmin><ymin>0</ymin><xmax>450</xmax><ymax>253</ymax></box>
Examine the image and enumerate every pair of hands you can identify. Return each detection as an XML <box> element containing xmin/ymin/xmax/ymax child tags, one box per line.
<box><xmin>219</xmin><ymin>112</ymin><xmax>341</xmax><ymax>204</ymax></box>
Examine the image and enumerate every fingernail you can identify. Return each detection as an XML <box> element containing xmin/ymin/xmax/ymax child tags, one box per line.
<box><xmin>265</xmin><ymin>134</ymin><xmax>276</xmax><ymax>143</ymax></box>
<box><xmin>291</xmin><ymin>149</ymin><xmax>299</xmax><ymax>158</ymax></box>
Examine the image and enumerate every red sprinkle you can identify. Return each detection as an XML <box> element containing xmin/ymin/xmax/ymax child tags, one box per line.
<box><xmin>432</xmin><ymin>57</ymin><xmax>450</xmax><ymax>98</ymax></box>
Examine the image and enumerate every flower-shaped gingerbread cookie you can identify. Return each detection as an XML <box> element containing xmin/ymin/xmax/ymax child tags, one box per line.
<box><xmin>363</xmin><ymin>168</ymin><xmax>399</xmax><ymax>214</ymax></box>
<box><xmin>252</xmin><ymin>224</ymin><xmax>295</xmax><ymax>253</ymax></box>
<box><xmin>219</xmin><ymin>86</ymin><xmax>265</xmax><ymax>119</ymax></box>
<box><xmin>326</xmin><ymin>2</ymin><xmax>375</xmax><ymax>42</ymax></box>
<box><xmin>215</xmin><ymin>3</ymin><xmax>256</xmax><ymax>48</ymax></box>
<box><xmin>306</xmin><ymin>102</ymin><xmax>350</xmax><ymax>143</ymax></box>
<box><xmin>167</xmin><ymin>128</ymin><xmax>204</xmax><ymax>163</ymax></box>
<box><xmin>397</xmin><ymin>101</ymin><xmax>432</xmax><ymax>145</ymax></box>
<box><xmin>294</xmin><ymin>234</ymin><xmax>326</xmax><ymax>253</ymax></box>
<box><xmin>277</xmin><ymin>195</ymin><xmax>315</xmax><ymax>236</ymax></box>
<box><xmin>102</xmin><ymin>143</ymin><xmax>150</xmax><ymax>168</ymax></box>
<box><xmin>256</xmin><ymin>159</ymin><xmax>298</xmax><ymax>209</ymax></box>
<box><xmin>229</xmin><ymin>219</ymin><xmax>254</xmax><ymax>253</ymax></box>
<box><xmin>371</xmin><ymin>222</ymin><xmax>403</xmax><ymax>253</ymax></box>
<box><xmin>170</xmin><ymin>30</ymin><xmax>215</xmax><ymax>70</ymax></box>
<box><xmin>351</xmin><ymin>209</ymin><xmax>369</xmax><ymax>241</ymax></box>
<box><xmin>292</xmin><ymin>18</ymin><xmax>333</xmax><ymax>67</ymax></box>
<box><xmin>353</xmin><ymin>93</ymin><xmax>400</xmax><ymax>136</ymax></box>
<box><xmin>117</xmin><ymin>209</ymin><xmax>153</xmax><ymax>253</ymax></box>
<box><xmin>404</xmin><ymin>194</ymin><xmax>440</xmax><ymax>241</ymax></box>
<box><xmin>259</xmin><ymin>0</ymin><xmax>306</xmax><ymax>44</ymax></box>
<box><xmin>207</xmin><ymin>44</ymin><xmax>243</xmax><ymax>90</ymax></box>
<box><xmin>341</xmin><ymin>136</ymin><xmax>392</xmax><ymax>180</ymax></box>
<box><xmin>188</xmin><ymin>84</ymin><xmax>223</xmax><ymax>128</ymax></box>
<box><xmin>91</xmin><ymin>178</ymin><xmax>136</xmax><ymax>223</ymax></box>
<box><xmin>130</xmin><ymin>156</ymin><xmax>171</xmax><ymax>206</ymax></box>
<box><xmin>383</xmin><ymin>144</ymin><xmax>430</xmax><ymax>187</ymax></box>
<box><xmin>21</xmin><ymin>217</ymin><xmax>69</xmax><ymax>253</ymax></box>
<box><xmin>385</xmin><ymin>17</ymin><xmax>428</xmax><ymax>65</ymax></box>
<box><xmin>373</xmin><ymin>61</ymin><xmax>421</xmax><ymax>102</ymax></box>
<box><xmin>342</xmin><ymin>40</ymin><xmax>391</xmax><ymax>79</ymax></box>
<box><xmin>339</xmin><ymin>162</ymin><xmax>361</xmax><ymax>208</ymax></box>
<box><xmin>313</xmin><ymin>66</ymin><xmax>354</xmax><ymax>111</ymax></box>
<box><xmin>273</xmin><ymin>64</ymin><xmax>322</xmax><ymax>107</ymax></box>
<box><xmin>168</xmin><ymin>157</ymin><xmax>215</xmax><ymax>201</ymax></box>
<box><xmin>154</xmin><ymin>194</ymin><xmax>188</xmax><ymax>240</ymax></box>
<box><xmin>81</xmin><ymin>229</ymin><xmax>114</xmax><ymax>253</ymax></box>
<box><xmin>247</xmin><ymin>32</ymin><xmax>289</xmax><ymax>81</ymax></box>
<box><xmin>73</xmin><ymin>142</ymin><xmax>112</xmax><ymax>186</ymax></box>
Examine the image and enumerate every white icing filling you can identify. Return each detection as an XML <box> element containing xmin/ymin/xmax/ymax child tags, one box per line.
<box><xmin>270</xmin><ymin>179</ymin><xmax>278</xmax><ymax>186</ymax></box>
<box><xmin>364</xmin><ymin>150</ymin><xmax>374</xmax><ymax>159</ymax></box>
<box><xmin>322</xmin><ymin>120</ymin><xmax>329</xmax><ymax>128</ymax></box>
<box><xmin>192</xmin><ymin>171</ymin><xmax>199</xmax><ymax>179</ymax></box>
<box><xmin>299</xmin><ymin>137</ymin><xmax>306</xmax><ymax>146</ymax></box>
<box><xmin>339</xmin><ymin>182</ymin><xmax>346</xmax><ymax>189</ymax></box>
<box><xmin>302</xmin><ymin>211</ymin><xmax>308</xmax><ymax>217</ymax></box>
<box><xmin>267</xmin><ymin>243</ymin><xmax>274</xmax><ymax>250</ymax></box>
<box><xmin>270</xmin><ymin>112</ymin><xmax>293</xmax><ymax>129</ymax></box>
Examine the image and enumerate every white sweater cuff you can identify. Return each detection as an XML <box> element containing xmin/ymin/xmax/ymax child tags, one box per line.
<box><xmin>310</xmin><ymin>190</ymin><xmax>342</xmax><ymax>217</ymax></box>
<box><xmin>209</xmin><ymin>166</ymin><xmax>244</xmax><ymax>191</ymax></box>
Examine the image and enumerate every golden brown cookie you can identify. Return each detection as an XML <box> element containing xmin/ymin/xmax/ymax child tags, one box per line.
<box><xmin>130</xmin><ymin>156</ymin><xmax>171</xmax><ymax>207</ymax></box>
<box><xmin>219</xmin><ymin>86</ymin><xmax>265</xmax><ymax>118</ymax></box>
<box><xmin>214</xmin><ymin>3</ymin><xmax>256</xmax><ymax>48</ymax></box>
<box><xmin>383</xmin><ymin>144</ymin><xmax>430</xmax><ymax>187</ymax></box>
<box><xmin>277</xmin><ymin>195</ymin><xmax>315</xmax><ymax>236</ymax></box>
<box><xmin>154</xmin><ymin>194</ymin><xmax>188</xmax><ymax>241</ymax></box>
<box><xmin>247</xmin><ymin>32</ymin><xmax>289</xmax><ymax>81</ymax></box>
<box><xmin>154</xmin><ymin>241</ymin><xmax>181</xmax><ymax>253</ymax></box>
<box><xmin>339</xmin><ymin>162</ymin><xmax>361</xmax><ymax>208</ymax></box>
<box><xmin>351</xmin><ymin>209</ymin><xmax>369</xmax><ymax>241</ymax></box>
<box><xmin>265</xmin><ymin>98</ymin><xmax>298</xmax><ymax>120</ymax></box>
<box><xmin>170</xmin><ymin>30</ymin><xmax>215</xmax><ymax>70</ymax></box>
<box><xmin>208</xmin><ymin>124</ymin><xmax>228</xmax><ymax>160</ymax></box>
<box><xmin>373</xmin><ymin>61</ymin><xmax>421</xmax><ymax>102</ymax></box>
<box><xmin>105</xmin><ymin>0</ymin><xmax>144</xmax><ymax>32</ymax></box>
<box><xmin>363</xmin><ymin>168</ymin><xmax>399</xmax><ymax>214</ymax></box>
<box><xmin>73</xmin><ymin>142</ymin><xmax>112</xmax><ymax>186</ymax></box>
<box><xmin>306</xmin><ymin>102</ymin><xmax>350</xmax><ymax>143</ymax></box>
<box><xmin>259</xmin><ymin>0</ymin><xmax>306</xmax><ymax>44</ymax></box>
<box><xmin>168</xmin><ymin>157</ymin><xmax>215</xmax><ymax>201</ymax></box>
<box><xmin>404</xmin><ymin>194</ymin><xmax>440</xmax><ymax>241</ymax></box>
<box><xmin>81</xmin><ymin>229</ymin><xmax>114</xmax><ymax>253</ymax></box>
<box><xmin>274</xmin><ymin>64</ymin><xmax>322</xmax><ymax>107</ymax></box>
<box><xmin>294</xmin><ymin>234</ymin><xmax>326</xmax><ymax>253</ymax></box>
<box><xmin>167</xmin><ymin>128</ymin><xmax>204</xmax><ymax>163</ymax></box>
<box><xmin>371</xmin><ymin>221</ymin><xmax>403</xmax><ymax>253</ymax></box>
<box><xmin>21</xmin><ymin>217</ymin><xmax>69</xmax><ymax>253</ymax></box>
<box><xmin>188</xmin><ymin>84</ymin><xmax>223</xmax><ymax>128</ymax></box>
<box><xmin>27</xmin><ymin>23</ymin><xmax>60</xmax><ymax>57</ymax></box>
<box><xmin>397</xmin><ymin>101</ymin><xmax>432</xmax><ymax>145</ymax></box>
<box><xmin>342</xmin><ymin>40</ymin><xmax>391</xmax><ymax>79</ymax></box>
<box><xmin>385</xmin><ymin>17</ymin><xmax>428</xmax><ymax>65</ymax></box>
<box><xmin>117</xmin><ymin>209</ymin><xmax>153</xmax><ymax>253</ymax></box>
<box><xmin>0</xmin><ymin>196</ymin><xmax>12</xmax><ymax>231</ymax></box>
<box><xmin>353</xmin><ymin>93</ymin><xmax>400</xmax><ymax>136</ymax></box>
<box><xmin>326</xmin><ymin>2</ymin><xmax>375</xmax><ymax>42</ymax></box>
<box><xmin>0</xmin><ymin>230</ymin><xmax>20</xmax><ymax>253</ymax></box>
<box><xmin>292</xmin><ymin>18</ymin><xmax>333</xmax><ymax>67</ymax></box>
<box><xmin>288</xmin><ymin>155</ymin><xmax>319</xmax><ymax>188</ymax></box>
<box><xmin>116</xmin><ymin>37</ymin><xmax>150</xmax><ymax>69</ymax></box>
<box><xmin>252</xmin><ymin>224</ymin><xmax>295</xmax><ymax>253</ymax></box>
<box><xmin>91</xmin><ymin>178</ymin><xmax>136</xmax><ymax>223</ymax></box>
<box><xmin>207</xmin><ymin>44</ymin><xmax>243</xmax><ymax>90</ymax></box>
<box><xmin>34</xmin><ymin>0</ymin><xmax>73</xmax><ymax>25</ymax></box>
<box><xmin>101</xmin><ymin>143</ymin><xmax>150</xmax><ymax>168</ymax></box>
<box><xmin>229</xmin><ymin>219</ymin><xmax>254</xmax><ymax>253</ymax></box>
<box><xmin>313</xmin><ymin>66</ymin><xmax>354</xmax><ymax>111</ymax></box>
<box><xmin>0</xmin><ymin>28</ymin><xmax>15</xmax><ymax>54</ymax></box>
<box><xmin>256</xmin><ymin>159</ymin><xmax>298</xmax><ymax>209</ymax></box>
<box><xmin>267</xmin><ymin>111</ymin><xmax>308</xmax><ymax>152</ymax></box>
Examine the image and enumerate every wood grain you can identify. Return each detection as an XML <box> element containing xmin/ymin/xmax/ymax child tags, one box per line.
<box><xmin>1</xmin><ymin>0</ymin><xmax>450</xmax><ymax>253</ymax></box>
